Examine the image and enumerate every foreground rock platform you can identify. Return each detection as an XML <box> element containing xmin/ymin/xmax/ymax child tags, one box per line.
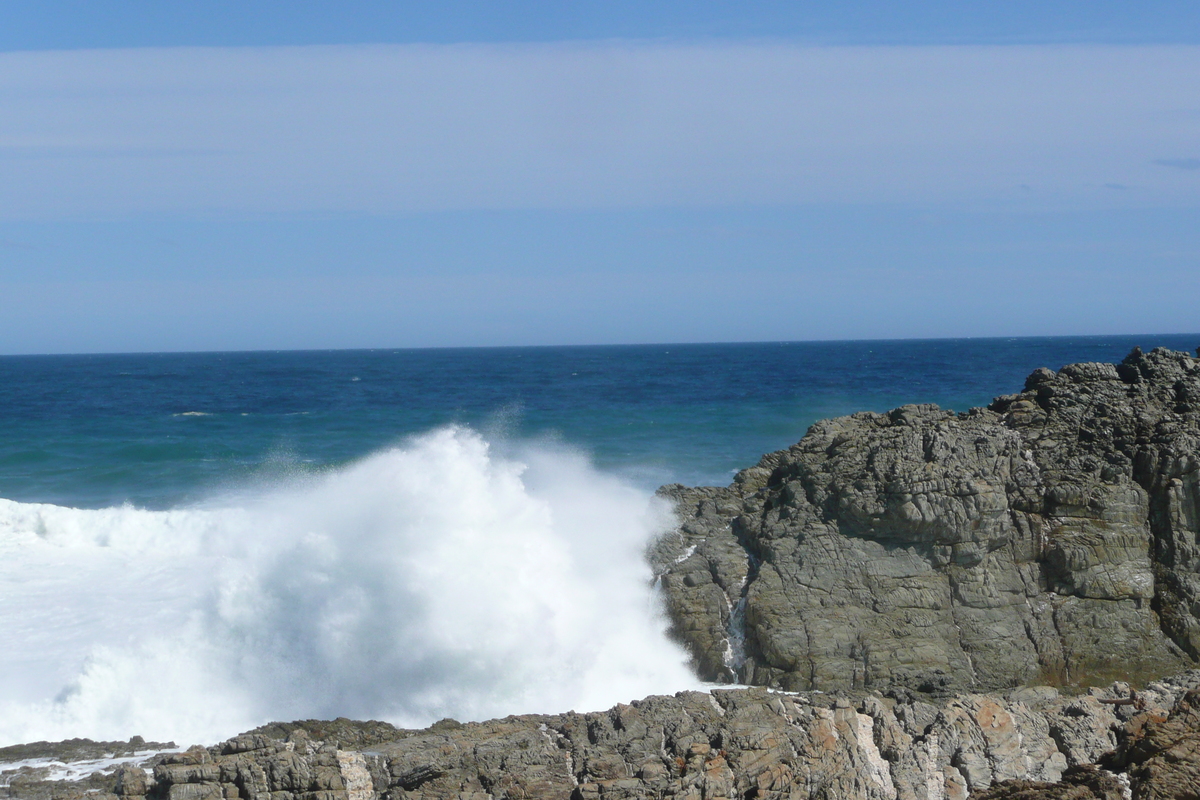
<box><xmin>652</xmin><ymin>346</ymin><xmax>1200</xmax><ymax>695</ymax></box>
<box><xmin>9</xmin><ymin>672</ymin><xmax>1200</xmax><ymax>800</ymax></box>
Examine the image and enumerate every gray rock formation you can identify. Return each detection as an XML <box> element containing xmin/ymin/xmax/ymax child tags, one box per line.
<box><xmin>0</xmin><ymin>737</ymin><xmax>175</xmax><ymax>800</ymax></box>
<box><xmin>651</xmin><ymin>346</ymin><xmax>1200</xmax><ymax>695</ymax></box>
<box><xmin>10</xmin><ymin>672</ymin><xmax>1200</xmax><ymax>800</ymax></box>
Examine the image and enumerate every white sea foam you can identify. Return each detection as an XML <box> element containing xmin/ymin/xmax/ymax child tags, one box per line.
<box><xmin>0</xmin><ymin>750</ymin><xmax>182</xmax><ymax>784</ymax></box>
<box><xmin>0</xmin><ymin>427</ymin><xmax>698</xmax><ymax>747</ymax></box>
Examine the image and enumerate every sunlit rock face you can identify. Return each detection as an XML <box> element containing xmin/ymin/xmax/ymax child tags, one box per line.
<box><xmin>653</xmin><ymin>346</ymin><xmax>1200</xmax><ymax>694</ymax></box>
<box><xmin>17</xmin><ymin>673</ymin><xmax>1200</xmax><ymax>800</ymax></box>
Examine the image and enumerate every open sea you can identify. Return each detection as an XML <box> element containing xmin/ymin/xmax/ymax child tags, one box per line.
<box><xmin>1</xmin><ymin>334</ymin><xmax>1198</xmax><ymax>748</ymax></box>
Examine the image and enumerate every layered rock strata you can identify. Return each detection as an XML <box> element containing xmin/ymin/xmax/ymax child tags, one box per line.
<box><xmin>9</xmin><ymin>672</ymin><xmax>1200</xmax><ymax>800</ymax></box>
<box><xmin>651</xmin><ymin>346</ymin><xmax>1200</xmax><ymax>694</ymax></box>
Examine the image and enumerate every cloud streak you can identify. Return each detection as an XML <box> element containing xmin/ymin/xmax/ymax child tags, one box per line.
<box><xmin>1154</xmin><ymin>157</ymin><xmax>1200</xmax><ymax>170</ymax></box>
<box><xmin>0</xmin><ymin>42</ymin><xmax>1198</xmax><ymax>218</ymax></box>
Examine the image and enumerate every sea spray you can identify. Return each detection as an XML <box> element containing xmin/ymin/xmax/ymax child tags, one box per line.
<box><xmin>0</xmin><ymin>426</ymin><xmax>699</xmax><ymax>747</ymax></box>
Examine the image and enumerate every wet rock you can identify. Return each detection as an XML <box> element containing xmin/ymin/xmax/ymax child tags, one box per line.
<box><xmin>0</xmin><ymin>738</ymin><xmax>175</xmax><ymax>765</ymax></box>
<box><xmin>114</xmin><ymin>765</ymin><xmax>150</xmax><ymax>797</ymax></box>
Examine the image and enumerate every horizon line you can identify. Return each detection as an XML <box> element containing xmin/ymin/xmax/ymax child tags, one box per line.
<box><xmin>4</xmin><ymin>331</ymin><xmax>1198</xmax><ymax>359</ymax></box>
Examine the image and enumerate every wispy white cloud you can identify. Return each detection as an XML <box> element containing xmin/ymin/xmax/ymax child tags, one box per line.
<box><xmin>1</xmin><ymin>42</ymin><xmax>1198</xmax><ymax>219</ymax></box>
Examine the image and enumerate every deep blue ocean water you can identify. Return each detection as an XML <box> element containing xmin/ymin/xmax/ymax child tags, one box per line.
<box><xmin>3</xmin><ymin>334</ymin><xmax>1198</xmax><ymax>510</ymax></box>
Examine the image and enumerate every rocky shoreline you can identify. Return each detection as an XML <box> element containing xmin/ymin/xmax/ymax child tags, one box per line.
<box><xmin>6</xmin><ymin>345</ymin><xmax>1200</xmax><ymax>800</ymax></box>
<box><xmin>7</xmin><ymin>672</ymin><xmax>1200</xmax><ymax>800</ymax></box>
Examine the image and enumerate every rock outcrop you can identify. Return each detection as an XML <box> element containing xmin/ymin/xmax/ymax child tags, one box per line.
<box><xmin>10</xmin><ymin>672</ymin><xmax>1200</xmax><ymax>800</ymax></box>
<box><xmin>973</xmin><ymin>682</ymin><xmax>1200</xmax><ymax>800</ymax></box>
<box><xmin>651</xmin><ymin>346</ymin><xmax>1200</xmax><ymax>695</ymax></box>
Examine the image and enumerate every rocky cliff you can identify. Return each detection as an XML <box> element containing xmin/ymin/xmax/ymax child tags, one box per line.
<box><xmin>651</xmin><ymin>346</ymin><xmax>1200</xmax><ymax>695</ymax></box>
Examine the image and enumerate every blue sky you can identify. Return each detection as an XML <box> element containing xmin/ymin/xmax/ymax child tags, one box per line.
<box><xmin>5</xmin><ymin>2</ymin><xmax>1200</xmax><ymax>48</ymax></box>
<box><xmin>1</xmin><ymin>3</ymin><xmax>1198</xmax><ymax>353</ymax></box>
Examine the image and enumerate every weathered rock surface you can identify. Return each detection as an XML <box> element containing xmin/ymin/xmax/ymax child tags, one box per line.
<box><xmin>967</xmin><ymin>765</ymin><xmax>1127</xmax><ymax>800</ymax></box>
<box><xmin>11</xmin><ymin>672</ymin><xmax>1200</xmax><ymax>800</ymax></box>
<box><xmin>651</xmin><ymin>346</ymin><xmax>1200</xmax><ymax>694</ymax></box>
<box><xmin>1104</xmin><ymin>686</ymin><xmax>1200</xmax><ymax>800</ymax></box>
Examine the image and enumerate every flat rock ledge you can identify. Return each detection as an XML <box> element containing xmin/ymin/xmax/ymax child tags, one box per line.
<box><xmin>9</xmin><ymin>672</ymin><xmax>1200</xmax><ymax>800</ymax></box>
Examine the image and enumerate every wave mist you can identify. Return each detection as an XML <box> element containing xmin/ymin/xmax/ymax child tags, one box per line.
<box><xmin>0</xmin><ymin>427</ymin><xmax>699</xmax><ymax>746</ymax></box>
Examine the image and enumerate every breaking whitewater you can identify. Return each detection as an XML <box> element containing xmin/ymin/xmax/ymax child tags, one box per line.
<box><xmin>0</xmin><ymin>426</ymin><xmax>700</xmax><ymax>747</ymax></box>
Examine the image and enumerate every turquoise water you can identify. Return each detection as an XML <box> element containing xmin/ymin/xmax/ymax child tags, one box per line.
<box><xmin>3</xmin><ymin>334</ymin><xmax>1197</xmax><ymax>509</ymax></box>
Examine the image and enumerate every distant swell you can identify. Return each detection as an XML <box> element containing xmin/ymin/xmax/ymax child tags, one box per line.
<box><xmin>0</xmin><ymin>427</ymin><xmax>698</xmax><ymax>746</ymax></box>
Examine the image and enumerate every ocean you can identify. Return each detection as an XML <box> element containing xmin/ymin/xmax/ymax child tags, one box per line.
<box><xmin>1</xmin><ymin>334</ymin><xmax>1197</xmax><ymax>747</ymax></box>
